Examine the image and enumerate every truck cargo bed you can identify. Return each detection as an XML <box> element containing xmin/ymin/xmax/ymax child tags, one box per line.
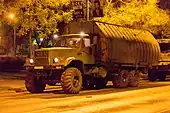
<box><xmin>66</xmin><ymin>21</ymin><xmax>160</xmax><ymax>67</ymax></box>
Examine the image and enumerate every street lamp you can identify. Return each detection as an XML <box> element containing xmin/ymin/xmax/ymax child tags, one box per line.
<box><xmin>8</xmin><ymin>13</ymin><xmax>16</xmax><ymax>56</ymax></box>
<box><xmin>40</xmin><ymin>38</ymin><xmax>43</xmax><ymax>42</ymax></box>
<box><xmin>53</xmin><ymin>34</ymin><xmax>58</xmax><ymax>39</ymax></box>
<box><xmin>9</xmin><ymin>13</ymin><xmax>15</xmax><ymax>19</ymax></box>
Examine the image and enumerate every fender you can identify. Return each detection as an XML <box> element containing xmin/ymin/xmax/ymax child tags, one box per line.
<box><xmin>64</xmin><ymin>57</ymin><xmax>76</xmax><ymax>66</ymax></box>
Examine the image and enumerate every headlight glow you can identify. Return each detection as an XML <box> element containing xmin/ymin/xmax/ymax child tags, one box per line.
<box><xmin>29</xmin><ymin>59</ymin><xmax>34</xmax><ymax>64</ymax></box>
<box><xmin>54</xmin><ymin>57</ymin><xmax>59</xmax><ymax>63</ymax></box>
<box><xmin>80</xmin><ymin>31</ymin><xmax>85</xmax><ymax>37</ymax></box>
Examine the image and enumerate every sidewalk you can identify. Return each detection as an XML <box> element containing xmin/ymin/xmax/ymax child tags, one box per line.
<box><xmin>0</xmin><ymin>71</ymin><xmax>26</xmax><ymax>80</ymax></box>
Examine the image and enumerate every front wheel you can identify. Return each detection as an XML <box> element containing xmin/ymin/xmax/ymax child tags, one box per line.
<box><xmin>61</xmin><ymin>67</ymin><xmax>82</xmax><ymax>94</ymax></box>
<box><xmin>25</xmin><ymin>72</ymin><xmax>46</xmax><ymax>93</ymax></box>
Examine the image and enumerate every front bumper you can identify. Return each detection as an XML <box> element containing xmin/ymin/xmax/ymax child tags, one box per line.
<box><xmin>25</xmin><ymin>65</ymin><xmax>64</xmax><ymax>70</ymax></box>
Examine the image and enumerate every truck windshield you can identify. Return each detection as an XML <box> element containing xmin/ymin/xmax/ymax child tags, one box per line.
<box><xmin>40</xmin><ymin>35</ymin><xmax>90</xmax><ymax>48</ymax></box>
<box><xmin>53</xmin><ymin>37</ymin><xmax>82</xmax><ymax>48</ymax></box>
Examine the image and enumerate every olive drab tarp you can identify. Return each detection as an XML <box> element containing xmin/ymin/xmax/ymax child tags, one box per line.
<box><xmin>94</xmin><ymin>22</ymin><xmax>160</xmax><ymax>65</ymax></box>
<box><xmin>67</xmin><ymin>21</ymin><xmax>161</xmax><ymax>66</ymax></box>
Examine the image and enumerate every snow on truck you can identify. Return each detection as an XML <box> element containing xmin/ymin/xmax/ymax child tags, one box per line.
<box><xmin>24</xmin><ymin>21</ymin><xmax>160</xmax><ymax>94</ymax></box>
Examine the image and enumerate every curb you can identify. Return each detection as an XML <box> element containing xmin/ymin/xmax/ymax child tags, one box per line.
<box><xmin>0</xmin><ymin>72</ymin><xmax>26</xmax><ymax>80</ymax></box>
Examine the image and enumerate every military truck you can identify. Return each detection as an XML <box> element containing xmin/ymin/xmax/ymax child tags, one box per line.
<box><xmin>24</xmin><ymin>21</ymin><xmax>160</xmax><ymax>94</ymax></box>
<box><xmin>148</xmin><ymin>39</ymin><xmax>170</xmax><ymax>81</ymax></box>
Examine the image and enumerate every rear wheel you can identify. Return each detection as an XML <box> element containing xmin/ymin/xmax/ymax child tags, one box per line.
<box><xmin>61</xmin><ymin>67</ymin><xmax>82</xmax><ymax>94</ymax></box>
<box><xmin>112</xmin><ymin>70</ymin><xmax>129</xmax><ymax>88</ymax></box>
<box><xmin>25</xmin><ymin>72</ymin><xmax>46</xmax><ymax>93</ymax></box>
<box><xmin>128</xmin><ymin>70</ymin><xmax>140</xmax><ymax>87</ymax></box>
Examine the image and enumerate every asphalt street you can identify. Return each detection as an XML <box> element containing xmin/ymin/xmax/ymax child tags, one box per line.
<box><xmin>0</xmin><ymin>77</ymin><xmax>170</xmax><ymax>113</ymax></box>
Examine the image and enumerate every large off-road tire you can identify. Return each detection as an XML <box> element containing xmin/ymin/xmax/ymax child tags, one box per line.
<box><xmin>112</xmin><ymin>70</ymin><xmax>129</xmax><ymax>88</ymax></box>
<box><xmin>128</xmin><ymin>70</ymin><xmax>140</xmax><ymax>87</ymax></box>
<box><xmin>25</xmin><ymin>72</ymin><xmax>46</xmax><ymax>93</ymax></box>
<box><xmin>148</xmin><ymin>68</ymin><xmax>157</xmax><ymax>82</ymax></box>
<box><xmin>61</xmin><ymin>67</ymin><xmax>82</xmax><ymax>94</ymax></box>
<box><xmin>158</xmin><ymin>72</ymin><xmax>166</xmax><ymax>81</ymax></box>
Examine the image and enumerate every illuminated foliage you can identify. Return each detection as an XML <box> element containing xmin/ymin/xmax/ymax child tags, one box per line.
<box><xmin>98</xmin><ymin>0</ymin><xmax>170</xmax><ymax>36</ymax></box>
<box><xmin>3</xmin><ymin>0</ymin><xmax>73</xmax><ymax>37</ymax></box>
<box><xmin>0</xmin><ymin>3</ymin><xmax>4</xmax><ymax>12</ymax></box>
<box><xmin>0</xmin><ymin>2</ymin><xmax>5</xmax><ymax>22</ymax></box>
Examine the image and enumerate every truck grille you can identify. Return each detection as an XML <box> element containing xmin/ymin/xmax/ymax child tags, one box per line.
<box><xmin>35</xmin><ymin>57</ymin><xmax>49</xmax><ymax>65</ymax></box>
<box><xmin>34</xmin><ymin>51</ymin><xmax>49</xmax><ymax>65</ymax></box>
<box><xmin>35</xmin><ymin>51</ymin><xmax>48</xmax><ymax>57</ymax></box>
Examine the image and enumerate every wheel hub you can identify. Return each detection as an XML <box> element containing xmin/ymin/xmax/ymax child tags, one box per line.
<box><xmin>73</xmin><ymin>76</ymin><xmax>79</xmax><ymax>87</ymax></box>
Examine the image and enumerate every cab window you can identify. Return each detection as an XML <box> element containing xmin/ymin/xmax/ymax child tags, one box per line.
<box><xmin>84</xmin><ymin>38</ymin><xmax>90</xmax><ymax>47</ymax></box>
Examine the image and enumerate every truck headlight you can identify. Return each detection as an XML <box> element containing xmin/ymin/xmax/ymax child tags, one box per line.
<box><xmin>29</xmin><ymin>59</ymin><xmax>34</xmax><ymax>64</ymax></box>
<box><xmin>54</xmin><ymin>57</ymin><xmax>59</xmax><ymax>63</ymax></box>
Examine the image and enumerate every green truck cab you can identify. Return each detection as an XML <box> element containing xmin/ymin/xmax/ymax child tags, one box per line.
<box><xmin>25</xmin><ymin>33</ymin><xmax>98</xmax><ymax>93</ymax></box>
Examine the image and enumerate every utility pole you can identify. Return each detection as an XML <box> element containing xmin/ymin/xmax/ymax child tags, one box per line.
<box><xmin>8</xmin><ymin>13</ymin><xmax>16</xmax><ymax>56</ymax></box>
<box><xmin>0</xmin><ymin>36</ymin><xmax>2</xmax><ymax>46</ymax></box>
<box><xmin>13</xmin><ymin>24</ymin><xmax>16</xmax><ymax>56</ymax></box>
<box><xmin>29</xmin><ymin>0</ymin><xmax>36</xmax><ymax>58</ymax></box>
<box><xmin>86</xmin><ymin>0</ymin><xmax>90</xmax><ymax>21</ymax></box>
<box><xmin>29</xmin><ymin>28</ymin><xmax>33</xmax><ymax>58</ymax></box>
